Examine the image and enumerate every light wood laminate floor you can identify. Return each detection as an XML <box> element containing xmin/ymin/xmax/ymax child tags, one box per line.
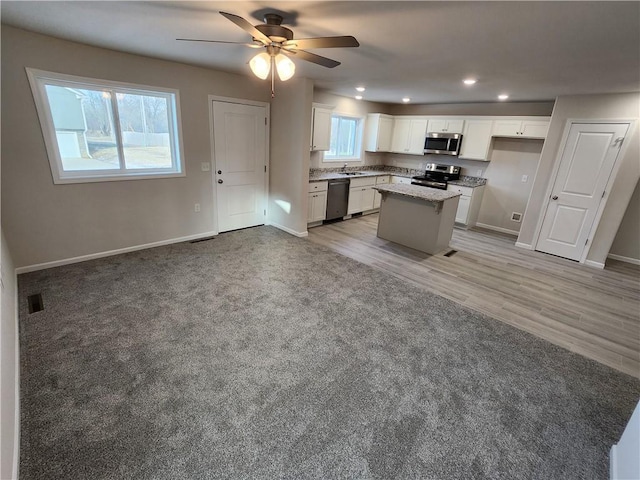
<box><xmin>307</xmin><ymin>214</ymin><xmax>640</xmax><ymax>377</ymax></box>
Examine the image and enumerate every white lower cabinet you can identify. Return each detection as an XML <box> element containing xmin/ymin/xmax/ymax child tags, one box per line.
<box><xmin>447</xmin><ymin>184</ymin><xmax>485</xmax><ymax>227</ymax></box>
<box><xmin>307</xmin><ymin>181</ymin><xmax>328</xmax><ymax>223</ymax></box>
<box><xmin>348</xmin><ymin>176</ymin><xmax>378</xmax><ymax>214</ymax></box>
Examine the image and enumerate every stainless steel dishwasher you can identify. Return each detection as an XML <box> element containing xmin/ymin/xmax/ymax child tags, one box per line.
<box><xmin>325</xmin><ymin>178</ymin><xmax>350</xmax><ymax>220</ymax></box>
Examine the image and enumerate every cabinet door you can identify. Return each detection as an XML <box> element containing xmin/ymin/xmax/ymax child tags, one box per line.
<box><xmin>347</xmin><ymin>187</ymin><xmax>362</xmax><ymax>214</ymax></box>
<box><xmin>308</xmin><ymin>192</ymin><xmax>328</xmax><ymax>222</ymax></box>
<box><xmin>427</xmin><ymin>119</ymin><xmax>448</xmax><ymax>133</ymax></box>
<box><xmin>391</xmin><ymin>118</ymin><xmax>411</xmax><ymax>153</ymax></box>
<box><xmin>361</xmin><ymin>186</ymin><xmax>376</xmax><ymax>211</ymax></box>
<box><xmin>521</xmin><ymin>120</ymin><xmax>549</xmax><ymax>138</ymax></box>
<box><xmin>407</xmin><ymin>119</ymin><xmax>428</xmax><ymax>154</ymax></box>
<box><xmin>373</xmin><ymin>189</ymin><xmax>382</xmax><ymax>208</ymax></box>
<box><xmin>446</xmin><ymin>119</ymin><xmax>465</xmax><ymax>134</ymax></box>
<box><xmin>455</xmin><ymin>195</ymin><xmax>471</xmax><ymax>224</ymax></box>
<box><xmin>459</xmin><ymin>120</ymin><xmax>493</xmax><ymax>161</ymax></box>
<box><xmin>377</xmin><ymin>116</ymin><xmax>394</xmax><ymax>151</ymax></box>
<box><xmin>311</xmin><ymin>107</ymin><xmax>332</xmax><ymax>151</ymax></box>
<box><xmin>492</xmin><ymin>120</ymin><xmax>521</xmax><ymax>137</ymax></box>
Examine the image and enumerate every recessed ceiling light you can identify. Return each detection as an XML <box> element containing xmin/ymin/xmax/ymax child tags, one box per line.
<box><xmin>356</xmin><ymin>86</ymin><xmax>366</xmax><ymax>92</ymax></box>
<box><xmin>498</xmin><ymin>94</ymin><xmax>509</xmax><ymax>100</ymax></box>
<box><xmin>463</xmin><ymin>78</ymin><xmax>477</xmax><ymax>85</ymax></box>
<box><xmin>355</xmin><ymin>95</ymin><xmax>363</xmax><ymax>100</ymax></box>
<box><xmin>402</xmin><ymin>97</ymin><xmax>411</xmax><ymax>103</ymax></box>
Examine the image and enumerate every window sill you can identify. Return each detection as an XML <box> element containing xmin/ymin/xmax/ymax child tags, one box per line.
<box><xmin>52</xmin><ymin>171</ymin><xmax>186</xmax><ymax>185</ymax></box>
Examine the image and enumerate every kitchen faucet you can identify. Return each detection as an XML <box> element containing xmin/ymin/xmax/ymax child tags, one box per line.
<box><xmin>342</xmin><ymin>163</ymin><xmax>347</xmax><ymax>172</ymax></box>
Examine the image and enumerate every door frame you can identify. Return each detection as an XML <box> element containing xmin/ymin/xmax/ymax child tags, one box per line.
<box><xmin>532</xmin><ymin>118</ymin><xmax>635</xmax><ymax>264</ymax></box>
<box><xmin>208</xmin><ymin>95</ymin><xmax>270</xmax><ymax>234</ymax></box>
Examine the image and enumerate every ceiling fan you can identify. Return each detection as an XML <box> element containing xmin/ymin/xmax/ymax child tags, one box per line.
<box><xmin>178</xmin><ymin>11</ymin><xmax>360</xmax><ymax>97</ymax></box>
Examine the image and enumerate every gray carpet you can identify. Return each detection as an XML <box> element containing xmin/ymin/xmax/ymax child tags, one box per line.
<box><xmin>18</xmin><ymin>226</ymin><xmax>639</xmax><ymax>479</ymax></box>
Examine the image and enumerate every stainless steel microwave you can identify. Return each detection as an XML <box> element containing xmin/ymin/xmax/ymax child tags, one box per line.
<box><xmin>424</xmin><ymin>132</ymin><xmax>463</xmax><ymax>155</ymax></box>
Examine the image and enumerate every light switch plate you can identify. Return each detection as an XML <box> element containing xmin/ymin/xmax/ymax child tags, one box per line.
<box><xmin>521</xmin><ymin>175</ymin><xmax>528</xmax><ymax>183</ymax></box>
<box><xmin>201</xmin><ymin>162</ymin><xmax>211</xmax><ymax>172</ymax></box>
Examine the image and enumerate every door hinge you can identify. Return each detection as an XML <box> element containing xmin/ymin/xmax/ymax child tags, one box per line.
<box><xmin>264</xmin><ymin>165</ymin><xmax>267</xmax><ymax>173</ymax></box>
<box><xmin>601</xmin><ymin>190</ymin><xmax>606</xmax><ymax>198</ymax></box>
<box><xmin>265</xmin><ymin>117</ymin><xmax>267</xmax><ymax>125</ymax></box>
<box><xmin>264</xmin><ymin>209</ymin><xmax>266</xmax><ymax>216</ymax></box>
<box><xmin>585</xmin><ymin>238</ymin><xmax>589</xmax><ymax>245</ymax></box>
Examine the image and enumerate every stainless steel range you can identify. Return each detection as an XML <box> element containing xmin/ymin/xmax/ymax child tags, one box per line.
<box><xmin>411</xmin><ymin>163</ymin><xmax>460</xmax><ymax>190</ymax></box>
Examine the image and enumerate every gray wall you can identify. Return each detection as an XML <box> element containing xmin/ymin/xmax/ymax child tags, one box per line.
<box><xmin>1</xmin><ymin>230</ymin><xmax>18</xmax><ymax>480</ymax></box>
<box><xmin>269</xmin><ymin>77</ymin><xmax>314</xmax><ymax>236</ymax></box>
<box><xmin>518</xmin><ymin>93</ymin><xmax>640</xmax><ymax>265</ymax></box>
<box><xmin>1</xmin><ymin>26</ymin><xmax>271</xmax><ymax>268</ymax></box>
<box><xmin>610</xmin><ymin>180</ymin><xmax>640</xmax><ymax>262</ymax></box>
<box><xmin>386</xmin><ymin>101</ymin><xmax>555</xmax><ymax>117</ymax></box>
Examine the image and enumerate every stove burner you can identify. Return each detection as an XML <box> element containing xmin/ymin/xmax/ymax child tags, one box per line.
<box><xmin>411</xmin><ymin>163</ymin><xmax>461</xmax><ymax>190</ymax></box>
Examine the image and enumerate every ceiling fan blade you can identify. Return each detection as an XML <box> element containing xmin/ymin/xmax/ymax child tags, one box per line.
<box><xmin>283</xmin><ymin>36</ymin><xmax>360</xmax><ymax>50</ymax></box>
<box><xmin>219</xmin><ymin>11</ymin><xmax>271</xmax><ymax>45</ymax></box>
<box><xmin>177</xmin><ymin>38</ymin><xmax>262</xmax><ymax>48</ymax></box>
<box><xmin>283</xmin><ymin>49</ymin><xmax>341</xmax><ymax>68</ymax></box>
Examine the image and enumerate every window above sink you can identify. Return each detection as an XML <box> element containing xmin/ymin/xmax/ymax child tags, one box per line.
<box><xmin>323</xmin><ymin>112</ymin><xmax>364</xmax><ymax>162</ymax></box>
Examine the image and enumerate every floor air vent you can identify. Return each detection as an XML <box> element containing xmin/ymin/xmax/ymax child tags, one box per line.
<box><xmin>28</xmin><ymin>294</ymin><xmax>44</xmax><ymax>314</ymax></box>
<box><xmin>443</xmin><ymin>250</ymin><xmax>457</xmax><ymax>257</ymax></box>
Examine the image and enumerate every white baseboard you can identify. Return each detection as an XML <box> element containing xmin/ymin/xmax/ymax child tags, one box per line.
<box><xmin>13</xmin><ymin>278</ymin><xmax>20</xmax><ymax>480</ymax></box>
<box><xmin>268</xmin><ymin>222</ymin><xmax>308</xmax><ymax>238</ymax></box>
<box><xmin>584</xmin><ymin>259</ymin><xmax>605</xmax><ymax>269</ymax></box>
<box><xmin>610</xmin><ymin>445</ymin><xmax>618</xmax><ymax>480</ymax></box>
<box><xmin>515</xmin><ymin>241</ymin><xmax>534</xmax><ymax>250</ymax></box>
<box><xmin>607</xmin><ymin>253</ymin><xmax>640</xmax><ymax>266</ymax></box>
<box><xmin>15</xmin><ymin>231</ymin><xmax>219</xmax><ymax>274</ymax></box>
<box><xmin>475</xmin><ymin>223</ymin><xmax>519</xmax><ymax>237</ymax></box>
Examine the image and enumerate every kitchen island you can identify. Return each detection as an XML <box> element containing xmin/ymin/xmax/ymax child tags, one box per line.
<box><xmin>373</xmin><ymin>184</ymin><xmax>461</xmax><ymax>255</ymax></box>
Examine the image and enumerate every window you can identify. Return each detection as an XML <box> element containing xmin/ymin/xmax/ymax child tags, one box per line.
<box><xmin>323</xmin><ymin>113</ymin><xmax>363</xmax><ymax>162</ymax></box>
<box><xmin>27</xmin><ymin>68</ymin><xmax>184</xmax><ymax>183</ymax></box>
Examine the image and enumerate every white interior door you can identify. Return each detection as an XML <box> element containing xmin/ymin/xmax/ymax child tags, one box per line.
<box><xmin>536</xmin><ymin>122</ymin><xmax>629</xmax><ymax>261</ymax></box>
<box><xmin>212</xmin><ymin>101</ymin><xmax>267</xmax><ymax>233</ymax></box>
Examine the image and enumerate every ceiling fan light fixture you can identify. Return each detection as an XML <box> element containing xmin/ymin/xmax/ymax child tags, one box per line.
<box><xmin>249</xmin><ymin>51</ymin><xmax>271</xmax><ymax>80</ymax></box>
<box><xmin>275</xmin><ymin>54</ymin><xmax>295</xmax><ymax>81</ymax></box>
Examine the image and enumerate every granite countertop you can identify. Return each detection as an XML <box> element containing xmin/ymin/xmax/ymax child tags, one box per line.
<box><xmin>309</xmin><ymin>166</ymin><xmax>487</xmax><ymax>187</ymax></box>
<box><xmin>373</xmin><ymin>184</ymin><xmax>461</xmax><ymax>203</ymax></box>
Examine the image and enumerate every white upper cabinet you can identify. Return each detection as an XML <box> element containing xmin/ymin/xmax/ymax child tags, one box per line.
<box><xmin>492</xmin><ymin>118</ymin><xmax>549</xmax><ymax>139</ymax></box>
<box><xmin>310</xmin><ymin>104</ymin><xmax>333</xmax><ymax>151</ymax></box>
<box><xmin>459</xmin><ymin>119</ymin><xmax>494</xmax><ymax>161</ymax></box>
<box><xmin>365</xmin><ymin>113</ymin><xmax>394</xmax><ymax>152</ymax></box>
<box><xmin>427</xmin><ymin>118</ymin><xmax>465</xmax><ymax>134</ymax></box>
<box><xmin>391</xmin><ymin>117</ymin><xmax>428</xmax><ymax>155</ymax></box>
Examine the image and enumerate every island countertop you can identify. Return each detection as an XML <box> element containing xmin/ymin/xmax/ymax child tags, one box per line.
<box><xmin>373</xmin><ymin>183</ymin><xmax>461</xmax><ymax>203</ymax></box>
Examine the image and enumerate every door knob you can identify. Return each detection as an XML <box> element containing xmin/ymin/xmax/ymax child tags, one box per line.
<box><xmin>217</xmin><ymin>170</ymin><xmax>222</xmax><ymax>174</ymax></box>
<box><xmin>218</xmin><ymin>179</ymin><xmax>223</xmax><ymax>184</ymax></box>
<box><xmin>552</xmin><ymin>195</ymin><xmax>558</xmax><ymax>200</ymax></box>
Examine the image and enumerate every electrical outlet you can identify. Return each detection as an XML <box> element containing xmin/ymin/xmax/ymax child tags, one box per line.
<box><xmin>476</xmin><ymin>169</ymin><xmax>483</xmax><ymax>176</ymax></box>
<box><xmin>521</xmin><ymin>174</ymin><xmax>528</xmax><ymax>183</ymax></box>
<box><xmin>201</xmin><ymin>162</ymin><xmax>210</xmax><ymax>172</ymax></box>
<box><xmin>194</xmin><ymin>203</ymin><xmax>201</xmax><ymax>212</ymax></box>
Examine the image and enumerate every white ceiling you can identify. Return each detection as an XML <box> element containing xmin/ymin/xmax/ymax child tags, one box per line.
<box><xmin>2</xmin><ymin>1</ymin><xmax>639</xmax><ymax>104</ymax></box>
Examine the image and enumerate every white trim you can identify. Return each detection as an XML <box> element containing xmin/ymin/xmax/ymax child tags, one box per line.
<box><xmin>584</xmin><ymin>259</ymin><xmax>605</xmax><ymax>269</ymax></box>
<box><xmin>15</xmin><ymin>231</ymin><xmax>218</xmax><ymax>274</ymax></box>
<box><xmin>25</xmin><ymin>67</ymin><xmax>186</xmax><ymax>184</ymax></box>
<box><xmin>515</xmin><ymin>241</ymin><xmax>534</xmax><ymax>250</ymax></box>
<box><xmin>268</xmin><ymin>222</ymin><xmax>309</xmax><ymax>238</ymax></box>
<box><xmin>607</xmin><ymin>253</ymin><xmax>640</xmax><ymax>266</ymax></box>
<box><xmin>12</xmin><ymin>270</ymin><xmax>20</xmax><ymax>480</ymax></box>
<box><xmin>475</xmin><ymin>222</ymin><xmax>519</xmax><ymax>236</ymax></box>
<box><xmin>610</xmin><ymin>445</ymin><xmax>619</xmax><ymax>480</ymax></box>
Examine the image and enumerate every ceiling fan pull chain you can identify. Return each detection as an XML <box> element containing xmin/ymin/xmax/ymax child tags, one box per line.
<box><xmin>271</xmin><ymin>55</ymin><xmax>275</xmax><ymax>98</ymax></box>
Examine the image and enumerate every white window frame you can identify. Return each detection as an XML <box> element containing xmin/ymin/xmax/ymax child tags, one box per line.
<box><xmin>323</xmin><ymin>112</ymin><xmax>364</xmax><ymax>162</ymax></box>
<box><xmin>26</xmin><ymin>68</ymin><xmax>185</xmax><ymax>184</ymax></box>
